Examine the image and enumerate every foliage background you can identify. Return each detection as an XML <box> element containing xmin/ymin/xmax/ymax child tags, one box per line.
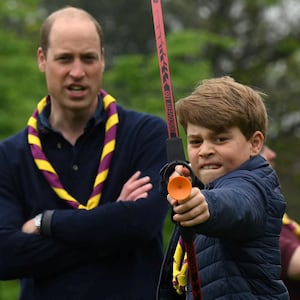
<box><xmin>1</xmin><ymin>0</ymin><xmax>300</xmax><ymax>298</ymax></box>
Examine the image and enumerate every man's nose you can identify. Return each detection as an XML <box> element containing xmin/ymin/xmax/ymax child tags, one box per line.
<box><xmin>69</xmin><ymin>60</ymin><xmax>85</xmax><ymax>78</ymax></box>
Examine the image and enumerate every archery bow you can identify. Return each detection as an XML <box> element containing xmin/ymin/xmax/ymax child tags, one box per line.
<box><xmin>151</xmin><ymin>1</ymin><xmax>203</xmax><ymax>299</ymax></box>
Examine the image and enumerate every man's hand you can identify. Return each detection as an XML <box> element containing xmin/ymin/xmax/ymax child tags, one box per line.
<box><xmin>22</xmin><ymin>218</ymin><xmax>38</xmax><ymax>234</ymax></box>
<box><xmin>117</xmin><ymin>171</ymin><xmax>152</xmax><ymax>202</ymax></box>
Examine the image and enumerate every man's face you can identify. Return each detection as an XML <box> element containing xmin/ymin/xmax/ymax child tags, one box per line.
<box><xmin>37</xmin><ymin>16</ymin><xmax>105</xmax><ymax>115</ymax></box>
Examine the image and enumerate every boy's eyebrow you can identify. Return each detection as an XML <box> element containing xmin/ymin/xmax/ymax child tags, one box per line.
<box><xmin>187</xmin><ymin>129</ymin><xmax>231</xmax><ymax>139</ymax></box>
<box><xmin>216</xmin><ymin>129</ymin><xmax>230</xmax><ymax>134</ymax></box>
<box><xmin>187</xmin><ymin>134</ymin><xmax>199</xmax><ymax>139</ymax></box>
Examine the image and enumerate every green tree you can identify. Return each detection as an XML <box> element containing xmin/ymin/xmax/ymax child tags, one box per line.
<box><xmin>0</xmin><ymin>0</ymin><xmax>45</xmax><ymax>139</ymax></box>
<box><xmin>163</xmin><ymin>0</ymin><xmax>300</xmax><ymax>216</ymax></box>
<box><xmin>0</xmin><ymin>0</ymin><xmax>43</xmax><ymax>297</ymax></box>
<box><xmin>104</xmin><ymin>30</ymin><xmax>234</xmax><ymax>113</ymax></box>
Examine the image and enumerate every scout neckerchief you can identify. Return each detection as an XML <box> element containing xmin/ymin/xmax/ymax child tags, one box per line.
<box><xmin>173</xmin><ymin>235</ymin><xmax>188</xmax><ymax>294</ymax></box>
<box><xmin>282</xmin><ymin>213</ymin><xmax>300</xmax><ymax>238</ymax></box>
<box><xmin>27</xmin><ymin>89</ymin><xmax>118</xmax><ymax>210</ymax></box>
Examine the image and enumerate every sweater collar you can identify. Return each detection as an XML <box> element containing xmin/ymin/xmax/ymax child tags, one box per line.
<box><xmin>37</xmin><ymin>94</ymin><xmax>105</xmax><ymax>134</ymax></box>
<box><xmin>204</xmin><ymin>155</ymin><xmax>269</xmax><ymax>189</ymax></box>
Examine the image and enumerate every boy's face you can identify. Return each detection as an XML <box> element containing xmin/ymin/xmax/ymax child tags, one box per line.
<box><xmin>187</xmin><ymin>123</ymin><xmax>262</xmax><ymax>185</ymax></box>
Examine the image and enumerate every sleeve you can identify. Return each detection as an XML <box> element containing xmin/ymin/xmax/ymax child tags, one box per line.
<box><xmin>41</xmin><ymin>115</ymin><xmax>169</xmax><ymax>251</ymax></box>
<box><xmin>280</xmin><ymin>224</ymin><xmax>300</xmax><ymax>278</ymax></box>
<box><xmin>0</xmin><ymin>143</ymin><xmax>101</xmax><ymax>280</ymax></box>
<box><xmin>197</xmin><ymin>175</ymin><xmax>267</xmax><ymax>239</ymax></box>
<box><xmin>0</xmin><ymin>228</ymin><xmax>95</xmax><ymax>280</ymax></box>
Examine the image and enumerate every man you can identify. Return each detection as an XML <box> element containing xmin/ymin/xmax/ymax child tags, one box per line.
<box><xmin>0</xmin><ymin>7</ymin><xmax>168</xmax><ymax>300</ymax></box>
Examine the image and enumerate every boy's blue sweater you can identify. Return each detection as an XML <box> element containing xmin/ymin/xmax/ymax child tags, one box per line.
<box><xmin>158</xmin><ymin>156</ymin><xmax>289</xmax><ymax>300</ymax></box>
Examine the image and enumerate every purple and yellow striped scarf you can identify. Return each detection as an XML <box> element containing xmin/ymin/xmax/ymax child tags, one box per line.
<box><xmin>27</xmin><ymin>90</ymin><xmax>118</xmax><ymax>210</ymax></box>
<box><xmin>173</xmin><ymin>235</ymin><xmax>188</xmax><ymax>294</ymax></box>
<box><xmin>283</xmin><ymin>213</ymin><xmax>300</xmax><ymax>237</ymax></box>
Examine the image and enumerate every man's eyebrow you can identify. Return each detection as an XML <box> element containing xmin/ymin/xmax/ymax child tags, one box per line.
<box><xmin>53</xmin><ymin>51</ymin><xmax>72</xmax><ymax>57</ymax></box>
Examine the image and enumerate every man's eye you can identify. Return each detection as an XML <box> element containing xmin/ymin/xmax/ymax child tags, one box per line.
<box><xmin>57</xmin><ymin>56</ymin><xmax>71</xmax><ymax>62</ymax></box>
<box><xmin>83</xmin><ymin>56</ymin><xmax>97</xmax><ymax>62</ymax></box>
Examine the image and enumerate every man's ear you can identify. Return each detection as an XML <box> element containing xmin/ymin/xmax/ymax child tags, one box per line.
<box><xmin>101</xmin><ymin>47</ymin><xmax>105</xmax><ymax>72</ymax></box>
<box><xmin>37</xmin><ymin>47</ymin><xmax>46</xmax><ymax>72</ymax></box>
<box><xmin>250</xmin><ymin>131</ymin><xmax>264</xmax><ymax>156</ymax></box>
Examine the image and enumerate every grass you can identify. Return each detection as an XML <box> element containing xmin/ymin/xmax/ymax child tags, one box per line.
<box><xmin>0</xmin><ymin>281</ymin><xmax>20</xmax><ymax>300</ymax></box>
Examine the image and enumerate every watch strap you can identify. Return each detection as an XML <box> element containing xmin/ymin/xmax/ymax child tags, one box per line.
<box><xmin>41</xmin><ymin>210</ymin><xmax>54</xmax><ymax>237</ymax></box>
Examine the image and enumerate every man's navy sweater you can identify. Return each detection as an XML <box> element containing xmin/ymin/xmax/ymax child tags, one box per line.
<box><xmin>0</xmin><ymin>96</ymin><xmax>169</xmax><ymax>300</ymax></box>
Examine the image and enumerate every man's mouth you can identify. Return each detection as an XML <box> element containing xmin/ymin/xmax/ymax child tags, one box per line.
<box><xmin>68</xmin><ymin>85</ymin><xmax>86</xmax><ymax>91</ymax></box>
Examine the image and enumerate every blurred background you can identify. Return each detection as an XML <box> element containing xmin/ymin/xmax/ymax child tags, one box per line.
<box><xmin>1</xmin><ymin>0</ymin><xmax>300</xmax><ymax>298</ymax></box>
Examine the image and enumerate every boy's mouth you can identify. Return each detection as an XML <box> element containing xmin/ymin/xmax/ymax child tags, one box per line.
<box><xmin>201</xmin><ymin>164</ymin><xmax>220</xmax><ymax>170</ymax></box>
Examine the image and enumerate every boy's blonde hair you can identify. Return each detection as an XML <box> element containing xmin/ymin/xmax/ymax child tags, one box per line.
<box><xmin>176</xmin><ymin>76</ymin><xmax>268</xmax><ymax>140</ymax></box>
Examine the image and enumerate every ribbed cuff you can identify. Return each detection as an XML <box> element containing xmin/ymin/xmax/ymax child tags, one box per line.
<box><xmin>41</xmin><ymin>210</ymin><xmax>55</xmax><ymax>237</ymax></box>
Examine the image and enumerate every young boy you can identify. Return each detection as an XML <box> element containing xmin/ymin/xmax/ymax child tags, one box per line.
<box><xmin>157</xmin><ymin>76</ymin><xmax>289</xmax><ymax>299</ymax></box>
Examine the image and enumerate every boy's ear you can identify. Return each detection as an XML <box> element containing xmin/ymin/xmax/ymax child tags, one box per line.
<box><xmin>250</xmin><ymin>131</ymin><xmax>264</xmax><ymax>156</ymax></box>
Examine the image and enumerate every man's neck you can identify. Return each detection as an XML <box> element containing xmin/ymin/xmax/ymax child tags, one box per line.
<box><xmin>49</xmin><ymin>109</ymin><xmax>91</xmax><ymax>145</ymax></box>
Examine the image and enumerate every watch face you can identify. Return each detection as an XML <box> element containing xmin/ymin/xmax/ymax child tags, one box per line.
<box><xmin>35</xmin><ymin>214</ymin><xmax>42</xmax><ymax>228</ymax></box>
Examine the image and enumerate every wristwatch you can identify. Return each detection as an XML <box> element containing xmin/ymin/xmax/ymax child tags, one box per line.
<box><xmin>34</xmin><ymin>213</ymin><xmax>42</xmax><ymax>234</ymax></box>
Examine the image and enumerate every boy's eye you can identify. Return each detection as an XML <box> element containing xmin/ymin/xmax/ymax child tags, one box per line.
<box><xmin>189</xmin><ymin>139</ymin><xmax>202</xmax><ymax>145</ymax></box>
<box><xmin>215</xmin><ymin>137</ymin><xmax>227</xmax><ymax>143</ymax></box>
